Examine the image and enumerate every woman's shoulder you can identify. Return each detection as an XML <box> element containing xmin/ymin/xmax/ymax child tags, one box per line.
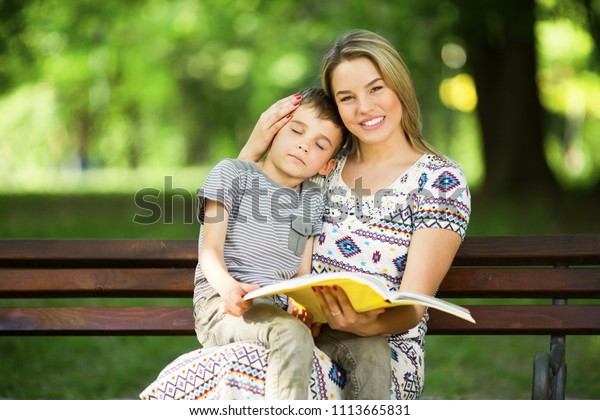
<box><xmin>420</xmin><ymin>153</ymin><xmax>464</xmax><ymax>172</ymax></box>
<box><xmin>415</xmin><ymin>154</ymin><xmax>470</xmax><ymax>194</ymax></box>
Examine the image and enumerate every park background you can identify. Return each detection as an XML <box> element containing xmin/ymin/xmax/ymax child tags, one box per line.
<box><xmin>1</xmin><ymin>0</ymin><xmax>599</xmax><ymax>399</ymax></box>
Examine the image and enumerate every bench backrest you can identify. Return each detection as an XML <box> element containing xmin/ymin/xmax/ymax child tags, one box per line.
<box><xmin>0</xmin><ymin>236</ymin><xmax>599</xmax><ymax>335</ymax></box>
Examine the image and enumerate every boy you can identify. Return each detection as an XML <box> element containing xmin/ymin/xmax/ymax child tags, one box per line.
<box><xmin>193</xmin><ymin>87</ymin><xmax>347</xmax><ymax>399</ymax></box>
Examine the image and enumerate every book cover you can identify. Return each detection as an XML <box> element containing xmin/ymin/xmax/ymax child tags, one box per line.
<box><xmin>244</xmin><ymin>272</ymin><xmax>475</xmax><ymax>324</ymax></box>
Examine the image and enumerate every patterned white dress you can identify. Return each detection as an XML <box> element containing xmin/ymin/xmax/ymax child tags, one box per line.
<box><xmin>140</xmin><ymin>153</ymin><xmax>471</xmax><ymax>400</ymax></box>
<box><xmin>310</xmin><ymin>153</ymin><xmax>471</xmax><ymax>399</ymax></box>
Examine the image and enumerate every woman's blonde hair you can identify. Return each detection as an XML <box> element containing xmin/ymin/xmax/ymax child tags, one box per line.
<box><xmin>321</xmin><ymin>29</ymin><xmax>440</xmax><ymax>156</ymax></box>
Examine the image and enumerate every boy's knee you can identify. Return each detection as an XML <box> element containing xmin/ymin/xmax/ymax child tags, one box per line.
<box><xmin>272</xmin><ymin>317</ymin><xmax>314</xmax><ymax>359</ymax></box>
<box><xmin>246</xmin><ymin>304</ymin><xmax>314</xmax><ymax>345</ymax></box>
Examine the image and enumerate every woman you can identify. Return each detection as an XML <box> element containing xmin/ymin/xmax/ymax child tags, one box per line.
<box><xmin>240</xmin><ymin>29</ymin><xmax>471</xmax><ymax>399</ymax></box>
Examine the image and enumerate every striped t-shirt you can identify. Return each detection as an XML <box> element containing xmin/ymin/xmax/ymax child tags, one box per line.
<box><xmin>193</xmin><ymin>159</ymin><xmax>326</xmax><ymax>307</ymax></box>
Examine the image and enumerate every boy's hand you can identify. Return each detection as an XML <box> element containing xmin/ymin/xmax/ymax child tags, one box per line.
<box><xmin>220</xmin><ymin>282</ymin><xmax>260</xmax><ymax>317</ymax></box>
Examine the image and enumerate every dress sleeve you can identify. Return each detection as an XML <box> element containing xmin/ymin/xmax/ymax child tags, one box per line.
<box><xmin>412</xmin><ymin>161</ymin><xmax>471</xmax><ymax>239</ymax></box>
<box><xmin>196</xmin><ymin>159</ymin><xmax>243</xmax><ymax>224</ymax></box>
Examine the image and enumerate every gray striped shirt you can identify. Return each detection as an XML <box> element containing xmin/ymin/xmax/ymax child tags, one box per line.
<box><xmin>193</xmin><ymin>159</ymin><xmax>326</xmax><ymax>307</ymax></box>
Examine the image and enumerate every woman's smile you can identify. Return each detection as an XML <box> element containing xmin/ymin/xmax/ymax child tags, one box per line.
<box><xmin>360</xmin><ymin>116</ymin><xmax>385</xmax><ymax>128</ymax></box>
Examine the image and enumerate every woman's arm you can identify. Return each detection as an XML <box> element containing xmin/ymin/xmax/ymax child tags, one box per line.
<box><xmin>314</xmin><ymin>228</ymin><xmax>462</xmax><ymax>336</ymax></box>
<box><xmin>238</xmin><ymin>93</ymin><xmax>301</xmax><ymax>162</ymax></box>
<box><xmin>200</xmin><ymin>199</ymin><xmax>259</xmax><ymax>316</ymax></box>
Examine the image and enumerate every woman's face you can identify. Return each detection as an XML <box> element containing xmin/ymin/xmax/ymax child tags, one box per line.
<box><xmin>330</xmin><ymin>57</ymin><xmax>405</xmax><ymax>148</ymax></box>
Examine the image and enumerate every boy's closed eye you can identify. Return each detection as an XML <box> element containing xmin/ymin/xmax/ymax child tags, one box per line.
<box><xmin>315</xmin><ymin>140</ymin><xmax>328</xmax><ymax>151</ymax></box>
<box><xmin>289</xmin><ymin>122</ymin><xmax>304</xmax><ymax>135</ymax></box>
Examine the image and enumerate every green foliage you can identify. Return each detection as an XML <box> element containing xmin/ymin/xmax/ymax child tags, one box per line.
<box><xmin>1</xmin><ymin>0</ymin><xmax>599</xmax><ymax>193</ymax></box>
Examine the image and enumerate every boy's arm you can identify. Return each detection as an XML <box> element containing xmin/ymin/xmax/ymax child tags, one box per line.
<box><xmin>294</xmin><ymin>236</ymin><xmax>315</xmax><ymax>277</ymax></box>
<box><xmin>200</xmin><ymin>199</ymin><xmax>259</xmax><ymax>317</ymax></box>
<box><xmin>288</xmin><ymin>236</ymin><xmax>320</xmax><ymax>334</ymax></box>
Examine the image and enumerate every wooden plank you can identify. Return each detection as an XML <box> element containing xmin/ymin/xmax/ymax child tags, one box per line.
<box><xmin>0</xmin><ymin>307</ymin><xmax>194</xmax><ymax>336</ymax></box>
<box><xmin>453</xmin><ymin>235</ymin><xmax>600</xmax><ymax>266</ymax></box>
<box><xmin>0</xmin><ymin>239</ymin><xmax>198</xmax><ymax>268</ymax></box>
<box><xmin>0</xmin><ymin>268</ymin><xmax>194</xmax><ymax>298</ymax></box>
<box><xmin>1</xmin><ymin>305</ymin><xmax>599</xmax><ymax>336</ymax></box>
<box><xmin>2</xmin><ymin>267</ymin><xmax>598</xmax><ymax>299</ymax></box>
<box><xmin>1</xmin><ymin>235</ymin><xmax>599</xmax><ymax>268</ymax></box>
<box><xmin>438</xmin><ymin>267</ymin><xmax>600</xmax><ymax>298</ymax></box>
<box><xmin>427</xmin><ymin>305</ymin><xmax>600</xmax><ymax>335</ymax></box>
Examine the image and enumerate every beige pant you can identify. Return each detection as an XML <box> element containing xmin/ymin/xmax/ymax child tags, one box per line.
<box><xmin>194</xmin><ymin>290</ymin><xmax>392</xmax><ymax>399</ymax></box>
<box><xmin>194</xmin><ymin>291</ymin><xmax>314</xmax><ymax>399</ymax></box>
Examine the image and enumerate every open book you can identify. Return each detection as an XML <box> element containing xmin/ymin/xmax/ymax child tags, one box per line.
<box><xmin>244</xmin><ymin>272</ymin><xmax>475</xmax><ymax>324</ymax></box>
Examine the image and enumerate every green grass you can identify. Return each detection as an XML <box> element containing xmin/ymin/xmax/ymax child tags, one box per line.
<box><xmin>424</xmin><ymin>335</ymin><xmax>600</xmax><ymax>399</ymax></box>
<box><xmin>1</xmin><ymin>190</ymin><xmax>599</xmax><ymax>399</ymax></box>
<box><xmin>0</xmin><ymin>335</ymin><xmax>198</xmax><ymax>399</ymax></box>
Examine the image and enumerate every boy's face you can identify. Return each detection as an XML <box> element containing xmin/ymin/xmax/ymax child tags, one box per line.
<box><xmin>266</xmin><ymin>105</ymin><xmax>342</xmax><ymax>181</ymax></box>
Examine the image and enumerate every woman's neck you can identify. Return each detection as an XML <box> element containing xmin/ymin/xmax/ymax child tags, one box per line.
<box><xmin>342</xmin><ymin>137</ymin><xmax>425</xmax><ymax>196</ymax></box>
<box><xmin>353</xmin><ymin>136</ymin><xmax>421</xmax><ymax>166</ymax></box>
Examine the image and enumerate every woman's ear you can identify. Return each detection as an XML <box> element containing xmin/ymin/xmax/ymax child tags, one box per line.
<box><xmin>318</xmin><ymin>158</ymin><xmax>336</xmax><ymax>176</ymax></box>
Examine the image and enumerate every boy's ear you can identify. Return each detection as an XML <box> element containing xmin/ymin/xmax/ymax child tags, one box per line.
<box><xmin>318</xmin><ymin>158</ymin><xmax>336</xmax><ymax>176</ymax></box>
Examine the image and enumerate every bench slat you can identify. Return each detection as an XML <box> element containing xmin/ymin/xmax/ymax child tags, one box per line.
<box><xmin>0</xmin><ymin>307</ymin><xmax>194</xmax><ymax>336</ymax></box>
<box><xmin>439</xmin><ymin>267</ymin><xmax>600</xmax><ymax>298</ymax></box>
<box><xmin>1</xmin><ymin>305</ymin><xmax>598</xmax><ymax>336</ymax></box>
<box><xmin>0</xmin><ymin>239</ymin><xmax>198</xmax><ymax>268</ymax></box>
<box><xmin>1</xmin><ymin>267</ymin><xmax>599</xmax><ymax>299</ymax></box>
<box><xmin>428</xmin><ymin>305</ymin><xmax>600</xmax><ymax>335</ymax></box>
<box><xmin>452</xmin><ymin>235</ymin><xmax>600</xmax><ymax>266</ymax></box>
<box><xmin>0</xmin><ymin>268</ymin><xmax>192</xmax><ymax>298</ymax></box>
<box><xmin>1</xmin><ymin>235</ymin><xmax>599</xmax><ymax>267</ymax></box>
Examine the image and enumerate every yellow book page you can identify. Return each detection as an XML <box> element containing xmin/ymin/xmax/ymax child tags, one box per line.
<box><xmin>281</xmin><ymin>277</ymin><xmax>409</xmax><ymax>324</ymax></box>
<box><xmin>244</xmin><ymin>272</ymin><xmax>475</xmax><ymax>324</ymax></box>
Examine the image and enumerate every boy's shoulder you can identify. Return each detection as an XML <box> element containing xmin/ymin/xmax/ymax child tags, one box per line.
<box><xmin>300</xmin><ymin>178</ymin><xmax>324</xmax><ymax>191</ymax></box>
<box><xmin>214</xmin><ymin>158</ymin><xmax>257</xmax><ymax>172</ymax></box>
<box><xmin>209</xmin><ymin>159</ymin><xmax>263</xmax><ymax>180</ymax></box>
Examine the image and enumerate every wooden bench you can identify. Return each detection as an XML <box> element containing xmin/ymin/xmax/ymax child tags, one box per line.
<box><xmin>1</xmin><ymin>235</ymin><xmax>599</xmax><ymax>399</ymax></box>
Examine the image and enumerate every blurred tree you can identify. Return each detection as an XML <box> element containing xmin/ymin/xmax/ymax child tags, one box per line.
<box><xmin>447</xmin><ymin>0</ymin><xmax>558</xmax><ymax>197</ymax></box>
<box><xmin>0</xmin><ymin>0</ymin><xmax>598</xmax><ymax>198</ymax></box>
<box><xmin>0</xmin><ymin>0</ymin><xmax>35</xmax><ymax>93</ymax></box>
<box><xmin>583</xmin><ymin>0</ymin><xmax>600</xmax><ymax>51</ymax></box>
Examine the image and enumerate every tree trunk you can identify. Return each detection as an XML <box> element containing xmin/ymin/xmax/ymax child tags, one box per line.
<box><xmin>452</xmin><ymin>0</ymin><xmax>559</xmax><ymax>197</ymax></box>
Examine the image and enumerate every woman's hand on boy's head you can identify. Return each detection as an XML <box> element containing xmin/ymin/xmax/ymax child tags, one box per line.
<box><xmin>239</xmin><ymin>93</ymin><xmax>301</xmax><ymax>162</ymax></box>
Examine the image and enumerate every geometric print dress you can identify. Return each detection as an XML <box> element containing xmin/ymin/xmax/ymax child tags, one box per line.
<box><xmin>311</xmin><ymin>153</ymin><xmax>471</xmax><ymax>399</ymax></box>
<box><xmin>140</xmin><ymin>153</ymin><xmax>470</xmax><ymax>401</ymax></box>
